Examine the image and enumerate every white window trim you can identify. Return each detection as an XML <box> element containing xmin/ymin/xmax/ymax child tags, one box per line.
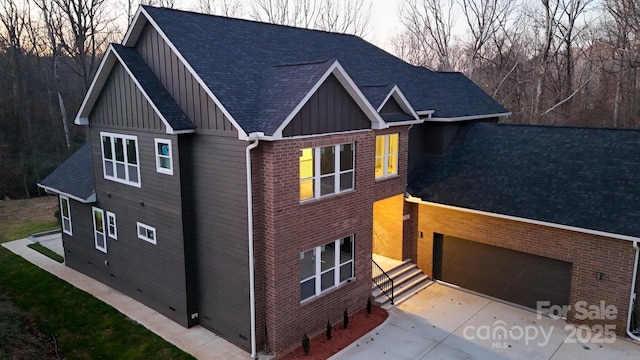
<box><xmin>300</xmin><ymin>236</ymin><xmax>354</xmax><ymax>302</ymax></box>
<box><xmin>100</xmin><ymin>131</ymin><xmax>141</xmax><ymax>187</ymax></box>
<box><xmin>59</xmin><ymin>195</ymin><xmax>72</xmax><ymax>236</ymax></box>
<box><xmin>92</xmin><ymin>207</ymin><xmax>107</xmax><ymax>253</ymax></box>
<box><xmin>154</xmin><ymin>138</ymin><xmax>173</xmax><ymax>175</ymax></box>
<box><xmin>106</xmin><ymin>211</ymin><xmax>117</xmax><ymax>240</ymax></box>
<box><xmin>301</xmin><ymin>143</ymin><xmax>355</xmax><ymax>202</ymax></box>
<box><xmin>375</xmin><ymin>134</ymin><xmax>399</xmax><ymax>179</ymax></box>
<box><xmin>137</xmin><ymin>222</ymin><xmax>157</xmax><ymax>245</ymax></box>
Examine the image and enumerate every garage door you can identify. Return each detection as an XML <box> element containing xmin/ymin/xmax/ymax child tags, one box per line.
<box><xmin>433</xmin><ymin>235</ymin><xmax>571</xmax><ymax>309</ymax></box>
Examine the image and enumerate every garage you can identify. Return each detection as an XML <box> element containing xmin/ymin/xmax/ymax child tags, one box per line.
<box><xmin>433</xmin><ymin>235</ymin><xmax>572</xmax><ymax>310</ymax></box>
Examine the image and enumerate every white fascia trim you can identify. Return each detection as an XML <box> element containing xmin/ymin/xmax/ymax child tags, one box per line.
<box><xmin>122</xmin><ymin>6</ymin><xmax>145</xmax><ymax>46</ymax></box>
<box><xmin>74</xmin><ymin>47</ymin><xmax>116</xmax><ymax>125</ymax></box>
<box><xmin>416</xmin><ymin>110</ymin><xmax>435</xmax><ymax>117</ymax></box>
<box><xmin>376</xmin><ymin>85</ymin><xmax>420</xmax><ymax>120</ymax></box>
<box><xmin>406</xmin><ymin>196</ymin><xmax>640</xmax><ymax>243</ymax></box>
<box><xmin>133</xmin><ymin>7</ymin><xmax>248</xmax><ymax>139</ymax></box>
<box><xmin>37</xmin><ymin>183</ymin><xmax>96</xmax><ymax>203</ymax></box>
<box><xmin>386</xmin><ymin>119</ymin><xmax>425</xmax><ymax>127</ymax></box>
<box><xmin>428</xmin><ymin>112</ymin><xmax>512</xmax><ymax>122</ymax></box>
<box><xmin>271</xmin><ymin>60</ymin><xmax>386</xmax><ymax>139</ymax></box>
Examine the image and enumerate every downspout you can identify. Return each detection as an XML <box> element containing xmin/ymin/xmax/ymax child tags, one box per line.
<box><xmin>245</xmin><ymin>137</ymin><xmax>260</xmax><ymax>358</ymax></box>
<box><xmin>627</xmin><ymin>240</ymin><xmax>640</xmax><ymax>341</ymax></box>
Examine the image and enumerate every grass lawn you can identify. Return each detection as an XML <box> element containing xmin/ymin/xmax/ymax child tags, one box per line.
<box><xmin>27</xmin><ymin>243</ymin><xmax>65</xmax><ymax>263</ymax></box>
<box><xmin>0</xmin><ymin>197</ymin><xmax>195</xmax><ymax>359</ymax></box>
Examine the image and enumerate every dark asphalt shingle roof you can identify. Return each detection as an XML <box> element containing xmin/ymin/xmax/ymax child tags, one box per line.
<box><xmin>408</xmin><ymin>122</ymin><xmax>640</xmax><ymax>238</ymax></box>
<box><xmin>141</xmin><ymin>6</ymin><xmax>508</xmax><ymax>135</ymax></box>
<box><xmin>112</xmin><ymin>44</ymin><xmax>194</xmax><ymax>131</ymax></box>
<box><xmin>38</xmin><ymin>144</ymin><xmax>96</xmax><ymax>202</ymax></box>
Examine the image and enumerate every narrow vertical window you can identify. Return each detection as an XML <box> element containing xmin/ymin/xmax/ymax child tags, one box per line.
<box><xmin>375</xmin><ymin>134</ymin><xmax>399</xmax><ymax>179</ymax></box>
<box><xmin>93</xmin><ymin>207</ymin><xmax>106</xmax><ymax>253</ymax></box>
<box><xmin>299</xmin><ymin>148</ymin><xmax>314</xmax><ymax>200</ymax></box>
<box><xmin>60</xmin><ymin>196</ymin><xmax>72</xmax><ymax>236</ymax></box>
<box><xmin>106</xmin><ymin>211</ymin><xmax>117</xmax><ymax>240</ymax></box>
<box><xmin>155</xmin><ymin>138</ymin><xmax>173</xmax><ymax>175</ymax></box>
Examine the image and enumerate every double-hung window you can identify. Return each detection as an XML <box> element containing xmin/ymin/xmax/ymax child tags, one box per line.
<box><xmin>300</xmin><ymin>143</ymin><xmax>354</xmax><ymax>201</ymax></box>
<box><xmin>154</xmin><ymin>138</ymin><xmax>173</xmax><ymax>175</ymax></box>
<box><xmin>300</xmin><ymin>235</ymin><xmax>354</xmax><ymax>301</ymax></box>
<box><xmin>60</xmin><ymin>196</ymin><xmax>72</xmax><ymax>235</ymax></box>
<box><xmin>375</xmin><ymin>134</ymin><xmax>399</xmax><ymax>179</ymax></box>
<box><xmin>92</xmin><ymin>207</ymin><xmax>106</xmax><ymax>253</ymax></box>
<box><xmin>101</xmin><ymin>132</ymin><xmax>140</xmax><ymax>186</ymax></box>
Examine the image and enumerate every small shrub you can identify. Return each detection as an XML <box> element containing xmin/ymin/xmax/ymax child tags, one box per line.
<box><xmin>326</xmin><ymin>320</ymin><xmax>332</xmax><ymax>339</ymax></box>
<box><xmin>343</xmin><ymin>308</ymin><xmax>349</xmax><ymax>329</ymax></box>
<box><xmin>367</xmin><ymin>297</ymin><xmax>372</xmax><ymax>314</ymax></box>
<box><xmin>302</xmin><ymin>333</ymin><xmax>310</xmax><ymax>355</ymax></box>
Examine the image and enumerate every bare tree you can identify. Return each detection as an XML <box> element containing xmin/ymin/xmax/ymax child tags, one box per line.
<box><xmin>399</xmin><ymin>0</ymin><xmax>457</xmax><ymax>71</ymax></box>
<box><xmin>316</xmin><ymin>0</ymin><xmax>372</xmax><ymax>37</ymax></box>
<box><xmin>250</xmin><ymin>0</ymin><xmax>320</xmax><ymax>28</ymax></box>
<box><xmin>196</xmin><ymin>0</ymin><xmax>243</xmax><ymax>17</ymax></box>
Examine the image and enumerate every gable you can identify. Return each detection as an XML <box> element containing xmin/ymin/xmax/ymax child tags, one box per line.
<box><xmin>282</xmin><ymin>74</ymin><xmax>370</xmax><ymax>137</ymax></box>
<box><xmin>90</xmin><ymin>62</ymin><xmax>165</xmax><ymax>130</ymax></box>
<box><xmin>380</xmin><ymin>97</ymin><xmax>406</xmax><ymax>115</ymax></box>
<box><xmin>135</xmin><ymin>24</ymin><xmax>237</xmax><ymax>134</ymax></box>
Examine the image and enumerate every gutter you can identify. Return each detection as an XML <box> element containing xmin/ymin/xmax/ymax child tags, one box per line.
<box><xmin>627</xmin><ymin>241</ymin><xmax>640</xmax><ymax>341</ymax></box>
<box><xmin>245</xmin><ymin>134</ymin><xmax>261</xmax><ymax>358</ymax></box>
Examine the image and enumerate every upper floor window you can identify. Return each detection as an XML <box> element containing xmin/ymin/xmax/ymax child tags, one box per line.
<box><xmin>300</xmin><ymin>143</ymin><xmax>354</xmax><ymax>201</ymax></box>
<box><xmin>101</xmin><ymin>132</ymin><xmax>140</xmax><ymax>187</ymax></box>
<box><xmin>375</xmin><ymin>134</ymin><xmax>399</xmax><ymax>179</ymax></box>
<box><xmin>137</xmin><ymin>222</ymin><xmax>157</xmax><ymax>245</ymax></box>
<box><xmin>300</xmin><ymin>235</ymin><xmax>354</xmax><ymax>301</ymax></box>
<box><xmin>60</xmin><ymin>196</ymin><xmax>72</xmax><ymax>236</ymax></box>
<box><xmin>154</xmin><ymin>138</ymin><xmax>173</xmax><ymax>175</ymax></box>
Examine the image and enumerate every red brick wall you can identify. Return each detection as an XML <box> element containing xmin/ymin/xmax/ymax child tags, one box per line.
<box><xmin>411</xmin><ymin>202</ymin><xmax>636</xmax><ymax>336</ymax></box>
<box><xmin>255</xmin><ymin>127</ymin><xmax>408</xmax><ymax>356</ymax></box>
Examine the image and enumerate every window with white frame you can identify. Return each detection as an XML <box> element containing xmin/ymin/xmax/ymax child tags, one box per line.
<box><xmin>106</xmin><ymin>211</ymin><xmax>117</xmax><ymax>240</ymax></box>
<box><xmin>59</xmin><ymin>196</ymin><xmax>72</xmax><ymax>235</ymax></box>
<box><xmin>137</xmin><ymin>222</ymin><xmax>156</xmax><ymax>244</ymax></box>
<box><xmin>101</xmin><ymin>132</ymin><xmax>140</xmax><ymax>186</ymax></box>
<box><xmin>92</xmin><ymin>207</ymin><xmax>107</xmax><ymax>253</ymax></box>
<box><xmin>375</xmin><ymin>134</ymin><xmax>399</xmax><ymax>179</ymax></box>
<box><xmin>154</xmin><ymin>138</ymin><xmax>173</xmax><ymax>175</ymax></box>
<box><xmin>299</xmin><ymin>143</ymin><xmax>354</xmax><ymax>201</ymax></box>
<box><xmin>300</xmin><ymin>235</ymin><xmax>354</xmax><ymax>301</ymax></box>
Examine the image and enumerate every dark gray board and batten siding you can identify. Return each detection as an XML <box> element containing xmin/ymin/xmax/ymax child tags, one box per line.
<box><xmin>135</xmin><ymin>23</ymin><xmax>237</xmax><ymax>133</ymax></box>
<box><xmin>282</xmin><ymin>74</ymin><xmax>370</xmax><ymax>137</ymax></box>
<box><xmin>134</xmin><ymin>23</ymin><xmax>253</xmax><ymax>350</ymax></box>
<box><xmin>380</xmin><ymin>96</ymin><xmax>405</xmax><ymax>115</ymax></box>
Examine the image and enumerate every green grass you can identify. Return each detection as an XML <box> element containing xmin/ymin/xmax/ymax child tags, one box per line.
<box><xmin>27</xmin><ymin>243</ymin><xmax>64</xmax><ymax>263</ymax></box>
<box><xmin>0</xmin><ymin>220</ymin><xmax>59</xmax><ymax>244</ymax></box>
<box><xmin>0</xmin><ymin>221</ymin><xmax>195</xmax><ymax>360</ymax></box>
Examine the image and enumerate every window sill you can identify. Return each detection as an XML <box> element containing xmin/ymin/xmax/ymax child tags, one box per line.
<box><xmin>375</xmin><ymin>174</ymin><xmax>399</xmax><ymax>182</ymax></box>
<box><xmin>300</xmin><ymin>277</ymin><xmax>356</xmax><ymax>305</ymax></box>
<box><xmin>299</xmin><ymin>189</ymin><xmax>355</xmax><ymax>204</ymax></box>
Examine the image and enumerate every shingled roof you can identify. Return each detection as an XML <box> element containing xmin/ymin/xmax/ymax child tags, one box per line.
<box><xmin>408</xmin><ymin>122</ymin><xmax>640</xmax><ymax>238</ymax></box>
<box><xmin>38</xmin><ymin>144</ymin><xmax>96</xmax><ymax>203</ymax></box>
<box><xmin>134</xmin><ymin>6</ymin><xmax>508</xmax><ymax>135</ymax></box>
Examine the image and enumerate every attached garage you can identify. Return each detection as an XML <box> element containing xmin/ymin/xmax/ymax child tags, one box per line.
<box><xmin>432</xmin><ymin>235</ymin><xmax>571</xmax><ymax>310</ymax></box>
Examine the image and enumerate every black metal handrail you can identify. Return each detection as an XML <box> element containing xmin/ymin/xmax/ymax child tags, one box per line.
<box><xmin>372</xmin><ymin>259</ymin><xmax>394</xmax><ymax>304</ymax></box>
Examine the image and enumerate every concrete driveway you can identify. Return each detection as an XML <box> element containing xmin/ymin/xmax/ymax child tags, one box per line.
<box><xmin>331</xmin><ymin>282</ymin><xmax>640</xmax><ymax>359</ymax></box>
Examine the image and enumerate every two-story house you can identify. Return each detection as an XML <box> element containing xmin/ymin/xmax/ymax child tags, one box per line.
<box><xmin>38</xmin><ymin>5</ymin><xmax>640</xmax><ymax>357</ymax></box>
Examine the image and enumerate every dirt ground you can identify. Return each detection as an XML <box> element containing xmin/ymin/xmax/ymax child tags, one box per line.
<box><xmin>0</xmin><ymin>196</ymin><xmax>57</xmax><ymax>229</ymax></box>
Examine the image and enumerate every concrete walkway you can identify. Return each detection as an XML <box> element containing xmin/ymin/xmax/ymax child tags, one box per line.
<box><xmin>2</xmin><ymin>236</ymin><xmax>253</xmax><ymax>360</ymax></box>
<box><xmin>331</xmin><ymin>282</ymin><xmax>640</xmax><ymax>359</ymax></box>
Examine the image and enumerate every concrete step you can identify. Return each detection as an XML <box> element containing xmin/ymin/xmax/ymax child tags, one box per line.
<box><xmin>371</xmin><ymin>259</ymin><xmax>431</xmax><ymax>308</ymax></box>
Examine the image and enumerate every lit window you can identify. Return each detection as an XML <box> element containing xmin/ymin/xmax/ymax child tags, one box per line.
<box><xmin>101</xmin><ymin>132</ymin><xmax>140</xmax><ymax>187</ymax></box>
<box><xmin>155</xmin><ymin>138</ymin><xmax>173</xmax><ymax>175</ymax></box>
<box><xmin>60</xmin><ymin>196</ymin><xmax>72</xmax><ymax>236</ymax></box>
<box><xmin>92</xmin><ymin>207</ymin><xmax>106</xmax><ymax>253</ymax></box>
<box><xmin>137</xmin><ymin>222</ymin><xmax>156</xmax><ymax>245</ymax></box>
<box><xmin>106</xmin><ymin>211</ymin><xmax>117</xmax><ymax>240</ymax></box>
<box><xmin>375</xmin><ymin>134</ymin><xmax>398</xmax><ymax>179</ymax></box>
<box><xmin>299</xmin><ymin>143</ymin><xmax>354</xmax><ymax>201</ymax></box>
<box><xmin>300</xmin><ymin>235</ymin><xmax>354</xmax><ymax>301</ymax></box>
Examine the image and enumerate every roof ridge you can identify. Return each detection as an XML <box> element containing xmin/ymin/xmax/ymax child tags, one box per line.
<box><xmin>273</xmin><ymin>59</ymin><xmax>331</xmax><ymax>68</ymax></box>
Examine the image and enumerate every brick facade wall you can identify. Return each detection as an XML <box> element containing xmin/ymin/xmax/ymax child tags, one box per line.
<box><xmin>255</xmin><ymin>127</ymin><xmax>408</xmax><ymax>356</ymax></box>
<box><xmin>411</xmin><ymin>202</ymin><xmax>637</xmax><ymax>336</ymax></box>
